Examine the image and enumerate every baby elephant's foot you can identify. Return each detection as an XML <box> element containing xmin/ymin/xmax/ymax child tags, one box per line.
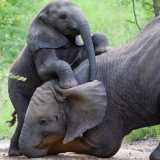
<box><xmin>8</xmin><ymin>147</ymin><xmax>21</xmax><ymax>157</ymax></box>
<box><xmin>59</xmin><ymin>79</ymin><xmax>78</xmax><ymax>89</ymax></box>
<box><xmin>150</xmin><ymin>145</ymin><xmax>160</xmax><ymax>160</ymax></box>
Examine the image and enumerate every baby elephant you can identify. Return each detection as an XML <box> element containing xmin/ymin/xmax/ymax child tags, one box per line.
<box><xmin>8</xmin><ymin>0</ymin><xmax>108</xmax><ymax>156</ymax></box>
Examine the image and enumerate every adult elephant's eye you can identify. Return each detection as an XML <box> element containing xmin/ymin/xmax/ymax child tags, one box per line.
<box><xmin>39</xmin><ymin>119</ymin><xmax>48</xmax><ymax>126</ymax></box>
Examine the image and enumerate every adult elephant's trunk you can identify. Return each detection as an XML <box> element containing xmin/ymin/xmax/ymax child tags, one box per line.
<box><xmin>73</xmin><ymin>10</ymin><xmax>96</xmax><ymax>81</ymax></box>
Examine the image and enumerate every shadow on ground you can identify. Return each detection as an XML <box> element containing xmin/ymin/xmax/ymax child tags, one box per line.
<box><xmin>0</xmin><ymin>139</ymin><xmax>158</xmax><ymax>160</ymax></box>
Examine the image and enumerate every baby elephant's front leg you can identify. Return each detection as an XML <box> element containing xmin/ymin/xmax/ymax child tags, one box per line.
<box><xmin>55</xmin><ymin>60</ymin><xmax>78</xmax><ymax>88</ymax></box>
<box><xmin>39</xmin><ymin>59</ymin><xmax>78</xmax><ymax>89</ymax></box>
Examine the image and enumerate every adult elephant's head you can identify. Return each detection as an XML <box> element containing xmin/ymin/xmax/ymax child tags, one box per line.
<box><xmin>19</xmin><ymin>80</ymin><xmax>107</xmax><ymax>157</ymax></box>
<box><xmin>28</xmin><ymin>0</ymin><xmax>96</xmax><ymax>80</ymax></box>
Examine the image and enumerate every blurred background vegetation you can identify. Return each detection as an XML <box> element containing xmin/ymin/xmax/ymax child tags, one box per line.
<box><xmin>0</xmin><ymin>0</ymin><xmax>160</xmax><ymax>141</ymax></box>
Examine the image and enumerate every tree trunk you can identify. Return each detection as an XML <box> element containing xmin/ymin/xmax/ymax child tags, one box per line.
<box><xmin>153</xmin><ymin>0</ymin><xmax>160</xmax><ymax>16</ymax></box>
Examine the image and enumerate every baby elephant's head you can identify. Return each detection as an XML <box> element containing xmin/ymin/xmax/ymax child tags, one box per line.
<box><xmin>28</xmin><ymin>0</ymin><xmax>96</xmax><ymax>81</ymax></box>
<box><xmin>38</xmin><ymin>0</ymin><xmax>87</xmax><ymax>37</ymax></box>
<box><xmin>19</xmin><ymin>80</ymin><xmax>107</xmax><ymax>158</ymax></box>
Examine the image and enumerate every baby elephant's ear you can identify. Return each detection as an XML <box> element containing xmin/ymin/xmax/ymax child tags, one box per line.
<box><xmin>62</xmin><ymin>80</ymin><xmax>107</xmax><ymax>144</ymax></box>
<box><xmin>27</xmin><ymin>21</ymin><xmax>70</xmax><ymax>52</ymax></box>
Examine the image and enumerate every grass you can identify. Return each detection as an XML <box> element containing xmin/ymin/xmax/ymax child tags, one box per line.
<box><xmin>127</xmin><ymin>126</ymin><xmax>160</xmax><ymax>141</ymax></box>
<box><xmin>0</xmin><ymin>0</ymin><xmax>159</xmax><ymax>141</ymax></box>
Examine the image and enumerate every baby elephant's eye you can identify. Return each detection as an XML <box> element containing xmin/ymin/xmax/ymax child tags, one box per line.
<box><xmin>39</xmin><ymin>119</ymin><xmax>48</xmax><ymax>126</ymax></box>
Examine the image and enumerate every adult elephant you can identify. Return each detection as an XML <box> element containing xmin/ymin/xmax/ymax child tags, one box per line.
<box><xmin>19</xmin><ymin>15</ymin><xmax>160</xmax><ymax>160</ymax></box>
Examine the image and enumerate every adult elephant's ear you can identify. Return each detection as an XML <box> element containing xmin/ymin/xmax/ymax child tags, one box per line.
<box><xmin>61</xmin><ymin>80</ymin><xmax>107</xmax><ymax>144</ymax></box>
<box><xmin>27</xmin><ymin>17</ymin><xmax>70</xmax><ymax>52</ymax></box>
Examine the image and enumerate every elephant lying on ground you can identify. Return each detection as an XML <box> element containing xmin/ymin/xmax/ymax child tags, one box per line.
<box><xmin>19</xmin><ymin>14</ymin><xmax>160</xmax><ymax>160</ymax></box>
<box><xmin>8</xmin><ymin>0</ymin><xmax>109</xmax><ymax>156</ymax></box>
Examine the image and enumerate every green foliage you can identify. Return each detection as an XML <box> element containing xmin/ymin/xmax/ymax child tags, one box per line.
<box><xmin>0</xmin><ymin>0</ymin><xmax>48</xmax><ymax>66</ymax></box>
<box><xmin>127</xmin><ymin>126</ymin><xmax>160</xmax><ymax>141</ymax></box>
<box><xmin>0</xmin><ymin>79</ymin><xmax>14</xmax><ymax>138</ymax></box>
<box><xmin>0</xmin><ymin>0</ymin><xmax>159</xmax><ymax>141</ymax></box>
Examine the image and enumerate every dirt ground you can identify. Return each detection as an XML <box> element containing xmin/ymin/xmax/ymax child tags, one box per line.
<box><xmin>0</xmin><ymin>139</ymin><xmax>159</xmax><ymax>160</ymax></box>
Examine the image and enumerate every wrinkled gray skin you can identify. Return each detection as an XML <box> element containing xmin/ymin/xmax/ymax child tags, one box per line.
<box><xmin>8</xmin><ymin>0</ymin><xmax>109</xmax><ymax>156</ymax></box>
<box><xmin>19</xmin><ymin>16</ymin><xmax>160</xmax><ymax>160</ymax></box>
